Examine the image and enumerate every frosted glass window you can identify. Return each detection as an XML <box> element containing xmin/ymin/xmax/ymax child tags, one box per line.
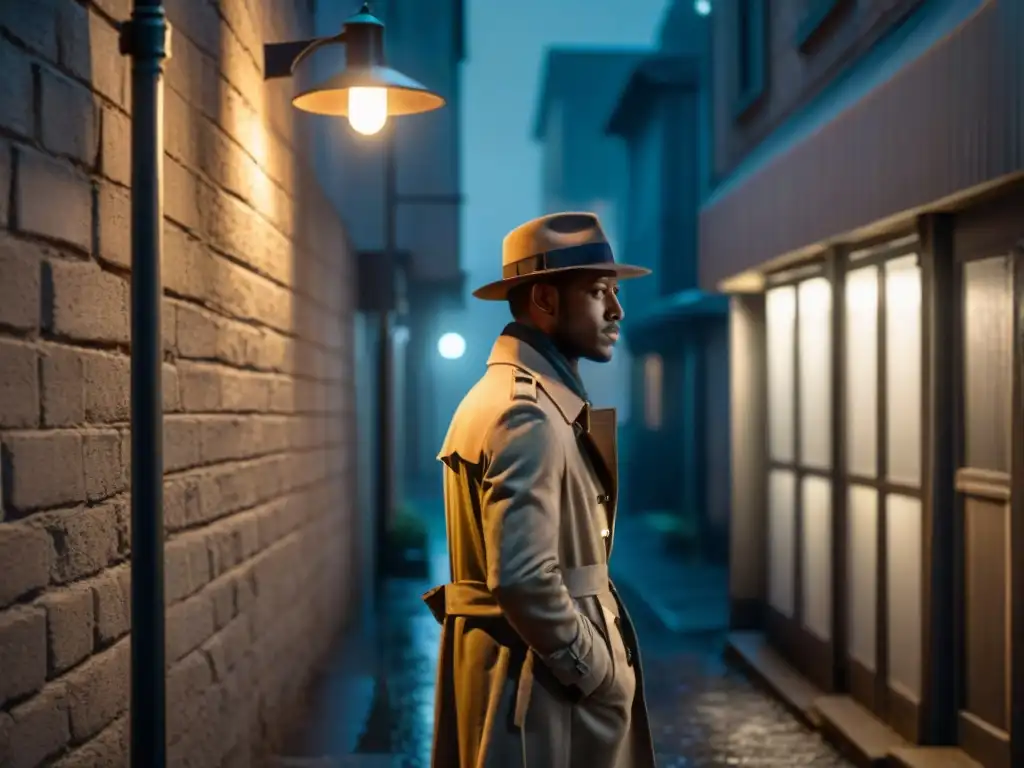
<box><xmin>768</xmin><ymin>469</ymin><xmax>796</xmax><ymax>617</ymax></box>
<box><xmin>963</xmin><ymin>256</ymin><xmax>1013</xmax><ymax>472</ymax></box>
<box><xmin>844</xmin><ymin>266</ymin><xmax>878</xmax><ymax>477</ymax></box>
<box><xmin>766</xmin><ymin>287</ymin><xmax>796</xmax><ymax>462</ymax></box>
<box><xmin>801</xmin><ymin>476</ymin><xmax>832</xmax><ymax>641</ymax></box>
<box><xmin>798</xmin><ymin>278</ymin><xmax>832</xmax><ymax>469</ymax></box>
<box><xmin>847</xmin><ymin>484</ymin><xmax>878</xmax><ymax>669</ymax></box>
<box><xmin>887</xmin><ymin>494</ymin><xmax>923</xmax><ymax>699</ymax></box>
<box><xmin>884</xmin><ymin>256</ymin><xmax>922</xmax><ymax>486</ymax></box>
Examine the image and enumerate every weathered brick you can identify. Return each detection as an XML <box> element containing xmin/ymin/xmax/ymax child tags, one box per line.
<box><xmin>207</xmin><ymin>574</ymin><xmax>236</xmax><ymax>630</ymax></box>
<box><xmin>35</xmin><ymin>504</ymin><xmax>120</xmax><ymax>584</ymax></box>
<box><xmin>0</xmin><ymin>606</ymin><xmax>47</xmax><ymax>707</ymax></box>
<box><xmin>40</xmin><ymin>344</ymin><xmax>85</xmax><ymax>427</ymax></box>
<box><xmin>91</xmin><ymin>566</ymin><xmax>130</xmax><ymax>646</ymax></box>
<box><xmin>0</xmin><ymin>42</ymin><xmax>36</xmax><ymax>137</ymax></box>
<box><xmin>83</xmin><ymin>351</ymin><xmax>129</xmax><ymax>423</ymax></box>
<box><xmin>166</xmin><ymin>591</ymin><xmax>215</xmax><ymax>663</ymax></box>
<box><xmin>5</xmin><ymin>682</ymin><xmax>70</xmax><ymax>768</ymax></box>
<box><xmin>96</xmin><ymin>181</ymin><xmax>130</xmax><ymax>269</ymax></box>
<box><xmin>1</xmin><ymin>431</ymin><xmax>85</xmax><ymax>512</ymax></box>
<box><xmin>0</xmin><ymin>525</ymin><xmax>53</xmax><ymax>608</ymax></box>
<box><xmin>64</xmin><ymin>638</ymin><xmax>129</xmax><ymax>742</ymax></box>
<box><xmin>166</xmin><ymin>649</ymin><xmax>214</xmax><ymax>744</ymax></box>
<box><xmin>163</xmin><ymin>362</ymin><xmax>181</xmax><ymax>413</ymax></box>
<box><xmin>163</xmin><ymin>416</ymin><xmax>201</xmax><ymax>473</ymax></box>
<box><xmin>85</xmin><ymin>10</ymin><xmax>127</xmax><ymax>108</ymax></box>
<box><xmin>0</xmin><ymin>234</ymin><xmax>43</xmax><ymax>331</ymax></box>
<box><xmin>45</xmin><ymin>259</ymin><xmax>128</xmax><ymax>344</ymax></box>
<box><xmin>99</xmin><ymin>106</ymin><xmax>131</xmax><ymax>186</ymax></box>
<box><xmin>14</xmin><ymin>149</ymin><xmax>93</xmax><ymax>253</ymax></box>
<box><xmin>178</xmin><ymin>361</ymin><xmax>222</xmax><ymax>412</ymax></box>
<box><xmin>0</xmin><ymin>339</ymin><xmax>38</xmax><ymax>429</ymax></box>
<box><xmin>83</xmin><ymin>430</ymin><xmax>123</xmax><ymax>501</ymax></box>
<box><xmin>50</xmin><ymin>716</ymin><xmax>128</xmax><ymax>768</ymax></box>
<box><xmin>40</xmin><ymin>584</ymin><xmax>93</xmax><ymax>676</ymax></box>
<box><xmin>176</xmin><ymin>303</ymin><xmax>246</xmax><ymax>365</ymax></box>
<box><xmin>0</xmin><ymin>0</ymin><xmax>59</xmax><ymax>59</ymax></box>
<box><xmin>164</xmin><ymin>475</ymin><xmax>202</xmax><ymax>531</ymax></box>
<box><xmin>165</xmin><ymin>530</ymin><xmax>212</xmax><ymax>606</ymax></box>
<box><xmin>39</xmin><ymin>65</ymin><xmax>100</xmax><ymax>166</ymax></box>
<box><xmin>165</xmin><ymin>155</ymin><xmax>202</xmax><ymax>232</ymax></box>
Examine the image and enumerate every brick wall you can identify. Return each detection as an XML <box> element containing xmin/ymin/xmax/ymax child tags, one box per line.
<box><xmin>0</xmin><ymin>1</ymin><xmax>358</xmax><ymax>767</ymax></box>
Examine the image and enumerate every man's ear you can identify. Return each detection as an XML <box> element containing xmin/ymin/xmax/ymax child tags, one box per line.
<box><xmin>530</xmin><ymin>282</ymin><xmax>558</xmax><ymax>317</ymax></box>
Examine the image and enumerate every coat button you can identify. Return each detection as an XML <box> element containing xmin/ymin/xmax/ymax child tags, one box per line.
<box><xmin>626</xmin><ymin>646</ymin><xmax>634</xmax><ymax>666</ymax></box>
<box><xmin>600</xmin><ymin>528</ymin><xmax>610</xmax><ymax>538</ymax></box>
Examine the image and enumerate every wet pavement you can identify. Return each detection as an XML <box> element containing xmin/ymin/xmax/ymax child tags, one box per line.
<box><xmin>294</xmin><ymin>509</ymin><xmax>853</xmax><ymax>767</ymax></box>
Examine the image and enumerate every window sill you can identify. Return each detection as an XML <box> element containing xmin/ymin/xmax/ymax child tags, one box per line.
<box><xmin>796</xmin><ymin>0</ymin><xmax>851</xmax><ymax>53</ymax></box>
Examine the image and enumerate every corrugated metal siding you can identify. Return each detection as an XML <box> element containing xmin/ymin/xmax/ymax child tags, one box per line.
<box><xmin>699</xmin><ymin>0</ymin><xmax>1023</xmax><ymax>290</ymax></box>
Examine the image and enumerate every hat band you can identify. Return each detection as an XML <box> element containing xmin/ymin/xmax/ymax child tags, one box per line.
<box><xmin>502</xmin><ymin>242</ymin><xmax>614</xmax><ymax>280</ymax></box>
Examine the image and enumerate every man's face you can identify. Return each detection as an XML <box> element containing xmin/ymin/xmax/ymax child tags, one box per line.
<box><xmin>550</xmin><ymin>271</ymin><xmax>624</xmax><ymax>363</ymax></box>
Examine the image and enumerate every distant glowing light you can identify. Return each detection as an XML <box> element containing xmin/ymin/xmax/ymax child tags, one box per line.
<box><xmin>437</xmin><ymin>332</ymin><xmax>466</xmax><ymax>360</ymax></box>
<box><xmin>695</xmin><ymin>0</ymin><xmax>711</xmax><ymax>15</ymax></box>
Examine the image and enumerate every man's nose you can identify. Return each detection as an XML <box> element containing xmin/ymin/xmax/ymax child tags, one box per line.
<box><xmin>606</xmin><ymin>293</ymin><xmax>624</xmax><ymax>321</ymax></box>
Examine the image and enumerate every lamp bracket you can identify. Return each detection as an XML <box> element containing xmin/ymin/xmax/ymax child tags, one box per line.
<box><xmin>263</xmin><ymin>31</ymin><xmax>346</xmax><ymax>80</ymax></box>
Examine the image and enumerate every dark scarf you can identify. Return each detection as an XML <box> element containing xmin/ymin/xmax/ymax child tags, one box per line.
<box><xmin>501</xmin><ymin>322</ymin><xmax>589</xmax><ymax>404</ymax></box>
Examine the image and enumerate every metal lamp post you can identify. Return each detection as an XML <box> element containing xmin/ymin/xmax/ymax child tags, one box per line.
<box><xmin>264</xmin><ymin>2</ymin><xmax>446</xmax><ymax>597</ymax></box>
<box><xmin>113</xmin><ymin>1</ymin><xmax>442</xmax><ymax>766</ymax></box>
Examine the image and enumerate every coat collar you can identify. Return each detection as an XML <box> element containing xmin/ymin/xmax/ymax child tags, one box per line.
<box><xmin>487</xmin><ymin>335</ymin><xmax>587</xmax><ymax>425</ymax></box>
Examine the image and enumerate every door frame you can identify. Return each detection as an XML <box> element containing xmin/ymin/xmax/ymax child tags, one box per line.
<box><xmin>947</xmin><ymin>188</ymin><xmax>1024</xmax><ymax>768</ymax></box>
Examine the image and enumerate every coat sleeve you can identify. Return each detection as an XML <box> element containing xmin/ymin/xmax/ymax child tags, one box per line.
<box><xmin>481</xmin><ymin>401</ymin><xmax>611</xmax><ymax>698</ymax></box>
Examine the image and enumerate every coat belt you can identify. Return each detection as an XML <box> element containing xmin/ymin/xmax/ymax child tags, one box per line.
<box><xmin>421</xmin><ymin>563</ymin><xmax>612</xmax><ymax>728</ymax></box>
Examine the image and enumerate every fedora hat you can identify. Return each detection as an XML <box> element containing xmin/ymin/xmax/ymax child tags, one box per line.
<box><xmin>472</xmin><ymin>211</ymin><xmax>651</xmax><ymax>301</ymax></box>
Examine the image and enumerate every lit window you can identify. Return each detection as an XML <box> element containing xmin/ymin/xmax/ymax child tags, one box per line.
<box><xmin>643</xmin><ymin>353</ymin><xmax>663</xmax><ymax>430</ymax></box>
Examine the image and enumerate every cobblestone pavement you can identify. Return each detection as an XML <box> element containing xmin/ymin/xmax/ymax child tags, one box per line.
<box><xmin>342</xmin><ymin>576</ymin><xmax>852</xmax><ymax>767</ymax></box>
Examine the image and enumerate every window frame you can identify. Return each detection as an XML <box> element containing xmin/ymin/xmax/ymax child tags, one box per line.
<box><xmin>796</xmin><ymin>0</ymin><xmax>853</xmax><ymax>53</ymax></box>
<box><xmin>733</xmin><ymin>0</ymin><xmax>769</xmax><ymax>119</ymax></box>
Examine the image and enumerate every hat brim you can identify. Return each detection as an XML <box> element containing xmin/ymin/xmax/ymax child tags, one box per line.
<box><xmin>472</xmin><ymin>263</ymin><xmax>652</xmax><ymax>301</ymax></box>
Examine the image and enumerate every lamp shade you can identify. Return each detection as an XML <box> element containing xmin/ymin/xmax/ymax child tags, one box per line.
<box><xmin>292</xmin><ymin>65</ymin><xmax>446</xmax><ymax>116</ymax></box>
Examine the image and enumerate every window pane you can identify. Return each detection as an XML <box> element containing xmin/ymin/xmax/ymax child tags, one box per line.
<box><xmin>845</xmin><ymin>266</ymin><xmax>878</xmax><ymax>477</ymax></box>
<box><xmin>887</xmin><ymin>493</ymin><xmax>923</xmax><ymax>699</ymax></box>
<box><xmin>643</xmin><ymin>353</ymin><xmax>664</xmax><ymax>430</ymax></box>
<box><xmin>885</xmin><ymin>256</ymin><xmax>922</xmax><ymax>486</ymax></box>
<box><xmin>963</xmin><ymin>256</ymin><xmax>1013</xmax><ymax>472</ymax></box>
<box><xmin>768</xmin><ymin>469</ymin><xmax>796</xmax><ymax>617</ymax></box>
<box><xmin>801</xmin><ymin>475</ymin><xmax>832</xmax><ymax>641</ymax></box>
<box><xmin>798</xmin><ymin>277</ymin><xmax>832</xmax><ymax>469</ymax></box>
<box><xmin>847</xmin><ymin>484</ymin><xmax>878</xmax><ymax>669</ymax></box>
<box><xmin>766</xmin><ymin>287</ymin><xmax>796</xmax><ymax>462</ymax></box>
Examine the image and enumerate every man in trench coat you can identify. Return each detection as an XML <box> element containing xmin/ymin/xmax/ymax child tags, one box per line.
<box><xmin>423</xmin><ymin>212</ymin><xmax>657</xmax><ymax>768</ymax></box>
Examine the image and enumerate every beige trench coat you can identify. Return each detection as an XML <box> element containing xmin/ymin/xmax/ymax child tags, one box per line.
<box><xmin>424</xmin><ymin>335</ymin><xmax>656</xmax><ymax>768</ymax></box>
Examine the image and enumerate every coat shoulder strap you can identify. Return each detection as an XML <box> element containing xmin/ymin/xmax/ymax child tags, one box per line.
<box><xmin>510</xmin><ymin>367</ymin><xmax>538</xmax><ymax>403</ymax></box>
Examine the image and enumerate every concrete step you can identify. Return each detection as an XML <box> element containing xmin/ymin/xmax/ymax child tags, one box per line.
<box><xmin>815</xmin><ymin>695</ymin><xmax>907</xmax><ymax>767</ymax></box>
<box><xmin>889</xmin><ymin>747</ymin><xmax>982</xmax><ymax>768</ymax></box>
<box><xmin>724</xmin><ymin>630</ymin><xmax>822</xmax><ymax>725</ymax></box>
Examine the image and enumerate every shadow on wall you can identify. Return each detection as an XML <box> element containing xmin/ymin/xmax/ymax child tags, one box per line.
<box><xmin>0</xmin><ymin>1</ymin><xmax>358</xmax><ymax>767</ymax></box>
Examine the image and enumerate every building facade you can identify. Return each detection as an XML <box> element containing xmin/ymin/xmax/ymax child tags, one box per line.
<box><xmin>0</xmin><ymin>1</ymin><xmax>359</xmax><ymax>765</ymax></box>
<box><xmin>703</xmin><ymin>1</ymin><xmax>1024</xmax><ymax>766</ymax></box>
<box><xmin>606</xmin><ymin>1</ymin><xmax>730</xmax><ymax>557</ymax></box>
<box><xmin>533</xmin><ymin>47</ymin><xmax>644</xmax><ymax>422</ymax></box>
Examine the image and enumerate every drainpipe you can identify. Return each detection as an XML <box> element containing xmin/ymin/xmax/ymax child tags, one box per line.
<box><xmin>119</xmin><ymin>1</ymin><xmax>170</xmax><ymax>765</ymax></box>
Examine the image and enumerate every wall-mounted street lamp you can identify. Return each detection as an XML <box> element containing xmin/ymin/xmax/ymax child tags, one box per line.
<box><xmin>263</xmin><ymin>2</ymin><xmax>445</xmax><ymax>134</ymax></box>
<box><xmin>264</xmin><ymin>3</ymin><xmax>448</xmax><ymax>599</ymax></box>
<box><xmin>437</xmin><ymin>332</ymin><xmax>466</xmax><ymax>360</ymax></box>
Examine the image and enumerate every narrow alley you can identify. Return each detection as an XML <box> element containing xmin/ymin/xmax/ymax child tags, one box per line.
<box><xmin>295</xmin><ymin>507</ymin><xmax>853</xmax><ymax>767</ymax></box>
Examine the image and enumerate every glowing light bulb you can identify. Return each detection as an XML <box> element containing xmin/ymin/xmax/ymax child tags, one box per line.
<box><xmin>437</xmin><ymin>332</ymin><xmax>466</xmax><ymax>360</ymax></box>
<box><xmin>348</xmin><ymin>87</ymin><xmax>388</xmax><ymax>135</ymax></box>
<box><xmin>695</xmin><ymin>0</ymin><xmax>711</xmax><ymax>15</ymax></box>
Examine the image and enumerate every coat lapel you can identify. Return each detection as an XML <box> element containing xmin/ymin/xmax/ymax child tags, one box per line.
<box><xmin>583</xmin><ymin>407</ymin><xmax>618</xmax><ymax>552</ymax></box>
